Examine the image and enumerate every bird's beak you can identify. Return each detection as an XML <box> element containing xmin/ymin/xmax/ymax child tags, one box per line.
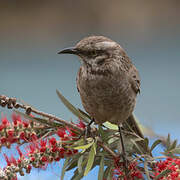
<box><xmin>57</xmin><ymin>47</ymin><xmax>78</xmax><ymax>55</ymax></box>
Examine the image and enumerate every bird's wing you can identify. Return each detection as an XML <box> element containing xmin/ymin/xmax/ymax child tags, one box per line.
<box><xmin>128</xmin><ymin>65</ymin><xmax>141</xmax><ymax>94</ymax></box>
<box><xmin>76</xmin><ymin>66</ymin><xmax>82</xmax><ymax>93</ymax></box>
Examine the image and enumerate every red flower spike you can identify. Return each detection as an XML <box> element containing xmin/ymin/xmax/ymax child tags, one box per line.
<box><xmin>23</xmin><ymin>121</ymin><xmax>29</xmax><ymax>128</ymax></box>
<box><xmin>12</xmin><ymin>113</ymin><xmax>22</xmax><ymax>125</ymax></box>
<box><xmin>16</xmin><ymin>146</ymin><xmax>24</xmax><ymax>158</ymax></box>
<box><xmin>7</xmin><ymin>129</ymin><xmax>14</xmax><ymax>137</ymax></box>
<box><xmin>154</xmin><ymin>157</ymin><xmax>180</xmax><ymax>179</ymax></box>
<box><xmin>0</xmin><ymin>137</ymin><xmax>7</xmax><ymax>144</ymax></box>
<box><xmin>40</xmin><ymin>146</ymin><xmax>47</xmax><ymax>153</ymax></box>
<box><xmin>41</xmin><ymin>156</ymin><xmax>48</xmax><ymax>162</ymax></box>
<box><xmin>51</xmin><ymin>146</ymin><xmax>58</xmax><ymax>153</ymax></box>
<box><xmin>19</xmin><ymin>132</ymin><xmax>27</xmax><ymax>141</ymax></box>
<box><xmin>77</xmin><ymin>120</ymin><xmax>86</xmax><ymax>129</ymax></box>
<box><xmin>73</xmin><ymin>149</ymin><xmax>78</xmax><ymax>154</ymax></box>
<box><xmin>59</xmin><ymin>147</ymin><xmax>65</xmax><ymax>154</ymax></box>
<box><xmin>31</xmin><ymin>133</ymin><xmax>38</xmax><ymax>141</ymax></box>
<box><xmin>1</xmin><ymin>116</ymin><xmax>9</xmax><ymax>127</ymax></box>
<box><xmin>17</xmin><ymin>159</ymin><xmax>22</xmax><ymax>164</ymax></box>
<box><xmin>28</xmin><ymin>144</ymin><xmax>36</xmax><ymax>154</ymax></box>
<box><xmin>4</xmin><ymin>153</ymin><xmax>11</xmax><ymax>166</ymax></box>
<box><xmin>10</xmin><ymin>155</ymin><xmax>17</xmax><ymax>166</ymax></box>
<box><xmin>66</xmin><ymin>126</ymin><xmax>77</xmax><ymax>137</ymax></box>
<box><xmin>54</xmin><ymin>157</ymin><xmax>61</xmax><ymax>162</ymax></box>
<box><xmin>49</xmin><ymin>137</ymin><xmax>57</xmax><ymax>146</ymax></box>
<box><xmin>66</xmin><ymin>150</ymin><xmax>73</xmax><ymax>156</ymax></box>
<box><xmin>57</xmin><ymin>128</ymin><xmax>66</xmax><ymax>138</ymax></box>
<box><xmin>26</xmin><ymin>165</ymin><xmax>32</xmax><ymax>173</ymax></box>
<box><xmin>40</xmin><ymin>139</ymin><xmax>47</xmax><ymax>147</ymax></box>
<box><xmin>30</xmin><ymin>156</ymin><xmax>35</xmax><ymax>162</ymax></box>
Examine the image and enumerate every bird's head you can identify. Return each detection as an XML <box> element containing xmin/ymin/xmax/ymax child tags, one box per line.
<box><xmin>58</xmin><ymin>36</ymin><xmax>124</xmax><ymax>66</ymax></box>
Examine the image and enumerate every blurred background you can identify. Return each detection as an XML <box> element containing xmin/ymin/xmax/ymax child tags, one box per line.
<box><xmin>0</xmin><ymin>0</ymin><xmax>180</xmax><ymax>179</ymax></box>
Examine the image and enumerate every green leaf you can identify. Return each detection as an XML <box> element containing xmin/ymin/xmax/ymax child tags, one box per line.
<box><xmin>98</xmin><ymin>155</ymin><xmax>104</xmax><ymax>180</ymax></box>
<box><xmin>84</xmin><ymin>142</ymin><xmax>96</xmax><ymax>176</ymax></box>
<box><xmin>131</xmin><ymin>139</ymin><xmax>143</xmax><ymax>154</ymax></box>
<box><xmin>56</xmin><ymin>89</ymin><xmax>89</xmax><ymax>123</ymax></box>
<box><xmin>73</xmin><ymin>138</ymin><xmax>94</xmax><ymax>150</ymax></box>
<box><xmin>70</xmin><ymin>138</ymin><xmax>86</xmax><ymax>147</ymax></box>
<box><xmin>169</xmin><ymin>139</ymin><xmax>177</xmax><ymax>150</ymax></box>
<box><xmin>107</xmin><ymin>166</ymin><xmax>113</xmax><ymax>180</ymax></box>
<box><xmin>78</xmin><ymin>155</ymin><xmax>84</xmax><ymax>174</ymax></box>
<box><xmin>61</xmin><ymin>157</ymin><xmax>70</xmax><ymax>180</ymax></box>
<box><xmin>103</xmin><ymin>122</ymin><xmax>118</xmax><ymax>130</ymax></box>
<box><xmin>71</xmin><ymin>168</ymin><xmax>84</xmax><ymax>180</ymax></box>
<box><xmin>166</xmin><ymin>134</ymin><xmax>171</xmax><ymax>150</ymax></box>
<box><xmin>150</xmin><ymin>139</ymin><xmax>162</xmax><ymax>152</ymax></box>
<box><xmin>78</xmin><ymin>108</ymin><xmax>91</xmax><ymax>120</ymax></box>
<box><xmin>66</xmin><ymin>154</ymin><xmax>81</xmax><ymax>171</ymax></box>
<box><xmin>154</xmin><ymin>169</ymin><xmax>171</xmax><ymax>180</ymax></box>
<box><xmin>144</xmin><ymin>137</ymin><xmax>149</xmax><ymax>148</ymax></box>
<box><xmin>169</xmin><ymin>147</ymin><xmax>180</xmax><ymax>154</ymax></box>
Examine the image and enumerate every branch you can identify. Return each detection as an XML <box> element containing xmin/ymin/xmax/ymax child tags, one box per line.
<box><xmin>0</xmin><ymin>95</ymin><xmax>83</xmax><ymax>133</ymax></box>
<box><xmin>0</xmin><ymin>94</ymin><xmax>119</xmax><ymax>159</ymax></box>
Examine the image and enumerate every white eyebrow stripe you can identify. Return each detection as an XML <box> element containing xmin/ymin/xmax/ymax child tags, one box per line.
<box><xmin>96</xmin><ymin>41</ymin><xmax>117</xmax><ymax>49</ymax></box>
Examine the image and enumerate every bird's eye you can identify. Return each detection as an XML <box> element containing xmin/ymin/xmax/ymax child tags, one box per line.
<box><xmin>91</xmin><ymin>50</ymin><xmax>96</xmax><ymax>56</ymax></box>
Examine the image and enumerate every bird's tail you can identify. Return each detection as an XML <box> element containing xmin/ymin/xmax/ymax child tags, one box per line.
<box><xmin>123</xmin><ymin>114</ymin><xmax>144</xmax><ymax>139</ymax></box>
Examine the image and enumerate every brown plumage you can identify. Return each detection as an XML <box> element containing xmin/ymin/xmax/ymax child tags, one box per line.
<box><xmin>58</xmin><ymin>36</ymin><xmax>140</xmax><ymax>126</ymax></box>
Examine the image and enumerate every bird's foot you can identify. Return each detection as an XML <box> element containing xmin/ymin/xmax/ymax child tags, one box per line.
<box><xmin>77</xmin><ymin>118</ymin><xmax>95</xmax><ymax>139</ymax></box>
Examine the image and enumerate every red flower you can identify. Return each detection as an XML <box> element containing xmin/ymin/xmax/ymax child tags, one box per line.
<box><xmin>154</xmin><ymin>157</ymin><xmax>180</xmax><ymax>179</ymax></box>
<box><xmin>23</xmin><ymin>121</ymin><xmax>29</xmax><ymax>128</ymax></box>
<box><xmin>17</xmin><ymin>158</ymin><xmax>22</xmax><ymax>164</ymax></box>
<box><xmin>41</xmin><ymin>156</ymin><xmax>48</xmax><ymax>162</ymax></box>
<box><xmin>10</xmin><ymin>155</ymin><xmax>17</xmax><ymax>166</ymax></box>
<box><xmin>30</xmin><ymin>133</ymin><xmax>38</xmax><ymax>141</ymax></box>
<box><xmin>54</xmin><ymin>157</ymin><xmax>61</xmax><ymax>161</ymax></box>
<box><xmin>66</xmin><ymin>150</ymin><xmax>73</xmax><ymax>156</ymax></box>
<box><xmin>12</xmin><ymin>113</ymin><xmax>22</xmax><ymax>126</ymax></box>
<box><xmin>40</xmin><ymin>139</ymin><xmax>47</xmax><ymax>147</ymax></box>
<box><xmin>66</xmin><ymin>126</ymin><xmax>77</xmax><ymax>137</ymax></box>
<box><xmin>1</xmin><ymin>116</ymin><xmax>9</xmax><ymax>127</ymax></box>
<box><xmin>51</xmin><ymin>146</ymin><xmax>58</xmax><ymax>153</ymax></box>
<box><xmin>30</xmin><ymin>156</ymin><xmax>35</xmax><ymax>162</ymax></box>
<box><xmin>1</xmin><ymin>137</ymin><xmax>7</xmax><ymax>144</ymax></box>
<box><xmin>7</xmin><ymin>129</ymin><xmax>14</xmax><ymax>137</ymax></box>
<box><xmin>73</xmin><ymin>149</ymin><xmax>78</xmax><ymax>154</ymax></box>
<box><xmin>28</xmin><ymin>144</ymin><xmax>36</xmax><ymax>154</ymax></box>
<box><xmin>49</xmin><ymin>137</ymin><xmax>57</xmax><ymax>146</ymax></box>
<box><xmin>40</xmin><ymin>146</ymin><xmax>47</xmax><ymax>153</ymax></box>
<box><xmin>77</xmin><ymin>120</ymin><xmax>86</xmax><ymax>129</ymax></box>
<box><xmin>131</xmin><ymin>170</ymin><xmax>143</xmax><ymax>179</ymax></box>
<box><xmin>16</xmin><ymin>146</ymin><xmax>24</xmax><ymax>158</ymax></box>
<box><xmin>26</xmin><ymin>165</ymin><xmax>32</xmax><ymax>173</ymax></box>
<box><xmin>19</xmin><ymin>132</ymin><xmax>26</xmax><ymax>140</ymax></box>
<box><xmin>4</xmin><ymin>154</ymin><xmax>11</xmax><ymax>166</ymax></box>
<box><xmin>57</xmin><ymin>128</ymin><xmax>66</xmax><ymax>138</ymax></box>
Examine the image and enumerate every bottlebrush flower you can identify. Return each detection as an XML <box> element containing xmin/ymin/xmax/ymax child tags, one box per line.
<box><xmin>49</xmin><ymin>137</ymin><xmax>57</xmax><ymax>146</ymax></box>
<box><xmin>57</xmin><ymin>128</ymin><xmax>66</xmax><ymax>138</ymax></box>
<box><xmin>154</xmin><ymin>157</ymin><xmax>180</xmax><ymax>180</ymax></box>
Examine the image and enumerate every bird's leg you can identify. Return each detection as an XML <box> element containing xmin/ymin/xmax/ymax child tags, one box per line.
<box><xmin>85</xmin><ymin>118</ymin><xmax>94</xmax><ymax>137</ymax></box>
<box><xmin>77</xmin><ymin>118</ymin><xmax>94</xmax><ymax>139</ymax></box>
<box><xmin>118</xmin><ymin>125</ymin><xmax>129</xmax><ymax>177</ymax></box>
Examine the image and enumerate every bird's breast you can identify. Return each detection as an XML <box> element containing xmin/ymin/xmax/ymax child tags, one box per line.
<box><xmin>77</xmin><ymin>66</ymin><xmax>136</xmax><ymax>125</ymax></box>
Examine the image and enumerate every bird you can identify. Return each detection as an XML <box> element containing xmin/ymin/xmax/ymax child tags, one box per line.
<box><xmin>58</xmin><ymin>35</ymin><xmax>141</xmax><ymax>173</ymax></box>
